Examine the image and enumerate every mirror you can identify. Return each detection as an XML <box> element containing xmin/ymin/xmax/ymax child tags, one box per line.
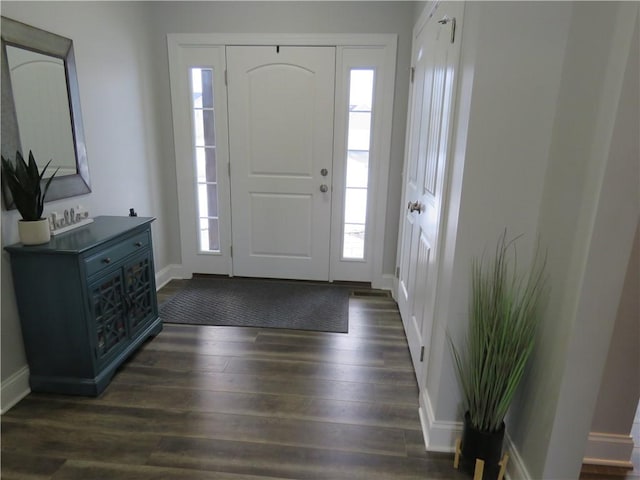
<box><xmin>1</xmin><ymin>16</ymin><xmax>90</xmax><ymax>206</ymax></box>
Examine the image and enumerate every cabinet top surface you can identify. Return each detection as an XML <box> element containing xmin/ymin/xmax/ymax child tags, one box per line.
<box><xmin>4</xmin><ymin>216</ymin><xmax>155</xmax><ymax>255</ymax></box>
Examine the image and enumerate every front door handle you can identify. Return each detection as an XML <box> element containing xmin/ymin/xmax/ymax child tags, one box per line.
<box><xmin>320</xmin><ymin>184</ymin><xmax>329</xmax><ymax>193</ymax></box>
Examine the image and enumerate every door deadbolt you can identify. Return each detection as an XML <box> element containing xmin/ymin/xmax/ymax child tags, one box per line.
<box><xmin>320</xmin><ymin>184</ymin><xmax>329</xmax><ymax>193</ymax></box>
<box><xmin>320</xmin><ymin>168</ymin><xmax>328</xmax><ymax>177</ymax></box>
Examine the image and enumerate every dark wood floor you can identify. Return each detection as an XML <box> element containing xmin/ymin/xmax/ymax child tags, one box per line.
<box><xmin>1</xmin><ymin>280</ymin><xmax>468</xmax><ymax>480</ymax></box>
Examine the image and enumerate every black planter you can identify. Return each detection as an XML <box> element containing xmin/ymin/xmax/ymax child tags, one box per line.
<box><xmin>460</xmin><ymin>412</ymin><xmax>505</xmax><ymax>480</ymax></box>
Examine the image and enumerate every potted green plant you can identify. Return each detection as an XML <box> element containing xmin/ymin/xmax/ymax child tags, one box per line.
<box><xmin>1</xmin><ymin>150</ymin><xmax>58</xmax><ymax>245</ymax></box>
<box><xmin>451</xmin><ymin>232</ymin><xmax>547</xmax><ymax>479</ymax></box>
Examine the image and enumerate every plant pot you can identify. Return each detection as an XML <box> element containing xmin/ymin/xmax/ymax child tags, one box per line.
<box><xmin>18</xmin><ymin>218</ymin><xmax>51</xmax><ymax>245</ymax></box>
<box><xmin>460</xmin><ymin>412</ymin><xmax>505</xmax><ymax>480</ymax></box>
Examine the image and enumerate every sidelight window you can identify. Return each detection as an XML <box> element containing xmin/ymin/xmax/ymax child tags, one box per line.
<box><xmin>343</xmin><ymin>69</ymin><xmax>374</xmax><ymax>259</ymax></box>
<box><xmin>190</xmin><ymin>67</ymin><xmax>220</xmax><ymax>253</ymax></box>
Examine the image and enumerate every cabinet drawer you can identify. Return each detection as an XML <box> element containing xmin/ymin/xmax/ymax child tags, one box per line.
<box><xmin>84</xmin><ymin>231</ymin><xmax>149</xmax><ymax>277</ymax></box>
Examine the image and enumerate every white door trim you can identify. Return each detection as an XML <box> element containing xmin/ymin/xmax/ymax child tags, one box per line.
<box><xmin>167</xmin><ymin>33</ymin><xmax>396</xmax><ymax>48</ymax></box>
<box><xmin>167</xmin><ymin>33</ymin><xmax>397</xmax><ymax>286</ymax></box>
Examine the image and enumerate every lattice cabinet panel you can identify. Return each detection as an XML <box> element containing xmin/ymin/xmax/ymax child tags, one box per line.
<box><xmin>90</xmin><ymin>269</ymin><xmax>129</xmax><ymax>362</ymax></box>
<box><xmin>124</xmin><ymin>254</ymin><xmax>156</xmax><ymax>334</ymax></box>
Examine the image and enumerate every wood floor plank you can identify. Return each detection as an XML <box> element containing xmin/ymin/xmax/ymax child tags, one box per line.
<box><xmin>78</xmin><ymin>382</ymin><xmax>423</xmax><ymax>431</ymax></box>
<box><xmin>51</xmin><ymin>460</ymin><xmax>288</xmax><ymax>480</ymax></box>
<box><xmin>222</xmin><ymin>357</ymin><xmax>418</xmax><ymax>386</ymax></box>
<box><xmin>140</xmin><ymin>335</ymin><xmax>386</xmax><ymax>368</ymax></box>
<box><xmin>156</xmin><ymin>323</ymin><xmax>261</xmax><ymax>342</ymax></box>
<box><xmin>254</xmin><ymin>329</ymin><xmax>411</xmax><ymax>350</ymax></box>
<box><xmin>1</xmin><ymin>420</ymin><xmax>159</xmax><ymax>465</ymax></box>
<box><xmin>148</xmin><ymin>436</ymin><xmax>467</xmax><ymax>480</ymax></box>
<box><xmin>0</xmin><ymin>451</ymin><xmax>66</xmax><ymax>480</ymax></box>
<box><xmin>8</xmin><ymin>396</ymin><xmax>409</xmax><ymax>458</ymax></box>
<box><xmin>404</xmin><ymin>428</ymin><xmax>434</xmax><ymax>458</ymax></box>
<box><xmin>113</xmin><ymin>364</ymin><xmax>419</xmax><ymax>406</ymax></box>
<box><xmin>128</xmin><ymin>348</ymin><xmax>231</xmax><ymax>372</ymax></box>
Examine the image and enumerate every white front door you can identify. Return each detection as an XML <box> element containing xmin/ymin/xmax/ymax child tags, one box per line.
<box><xmin>397</xmin><ymin>3</ymin><xmax>462</xmax><ymax>388</ymax></box>
<box><xmin>226</xmin><ymin>46</ymin><xmax>336</xmax><ymax>281</ymax></box>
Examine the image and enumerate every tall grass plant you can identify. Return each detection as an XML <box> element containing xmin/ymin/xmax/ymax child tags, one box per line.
<box><xmin>451</xmin><ymin>231</ymin><xmax>547</xmax><ymax>432</ymax></box>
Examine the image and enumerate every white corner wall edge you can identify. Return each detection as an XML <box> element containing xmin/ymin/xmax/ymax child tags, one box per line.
<box><xmin>155</xmin><ymin>263</ymin><xmax>190</xmax><ymax>290</ymax></box>
<box><xmin>418</xmin><ymin>388</ymin><xmax>462</xmax><ymax>452</ymax></box>
<box><xmin>505</xmin><ymin>431</ymin><xmax>533</xmax><ymax>480</ymax></box>
<box><xmin>0</xmin><ymin>365</ymin><xmax>30</xmax><ymax>414</ymax></box>
<box><xmin>583</xmin><ymin>432</ymin><xmax>635</xmax><ymax>468</ymax></box>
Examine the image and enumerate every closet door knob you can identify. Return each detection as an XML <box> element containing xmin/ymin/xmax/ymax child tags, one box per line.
<box><xmin>408</xmin><ymin>201</ymin><xmax>422</xmax><ymax>214</ymax></box>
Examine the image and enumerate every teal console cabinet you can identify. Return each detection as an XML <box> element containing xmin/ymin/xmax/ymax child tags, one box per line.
<box><xmin>5</xmin><ymin>216</ymin><xmax>162</xmax><ymax>396</ymax></box>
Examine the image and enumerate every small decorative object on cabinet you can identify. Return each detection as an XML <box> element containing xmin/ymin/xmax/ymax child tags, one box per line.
<box><xmin>4</xmin><ymin>215</ymin><xmax>162</xmax><ymax>395</ymax></box>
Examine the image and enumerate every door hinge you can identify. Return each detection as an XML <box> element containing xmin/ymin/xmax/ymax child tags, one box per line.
<box><xmin>228</xmin><ymin>162</ymin><xmax>231</xmax><ymax>177</ymax></box>
<box><xmin>410</xmin><ymin>66</ymin><xmax>415</xmax><ymax>83</ymax></box>
<box><xmin>396</xmin><ymin>266</ymin><xmax>400</xmax><ymax>278</ymax></box>
<box><xmin>224</xmin><ymin>69</ymin><xmax>228</xmax><ymax>86</ymax></box>
<box><xmin>230</xmin><ymin>245</ymin><xmax>233</xmax><ymax>257</ymax></box>
<box><xmin>420</xmin><ymin>346</ymin><xmax>425</xmax><ymax>362</ymax></box>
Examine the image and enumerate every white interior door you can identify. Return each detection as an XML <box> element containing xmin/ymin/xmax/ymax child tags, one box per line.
<box><xmin>226</xmin><ymin>46</ymin><xmax>336</xmax><ymax>281</ymax></box>
<box><xmin>397</xmin><ymin>3</ymin><xmax>462</xmax><ymax>388</ymax></box>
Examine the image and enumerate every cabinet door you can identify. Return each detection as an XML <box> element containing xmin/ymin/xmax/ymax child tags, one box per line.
<box><xmin>89</xmin><ymin>269</ymin><xmax>129</xmax><ymax>364</ymax></box>
<box><xmin>123</xmin><ymin>252</ymin><xmax>157</xmax><ymax>335</ymax></box>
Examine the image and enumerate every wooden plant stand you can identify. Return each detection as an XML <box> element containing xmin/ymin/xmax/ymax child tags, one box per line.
<box><xmin>453</xmin><ymin>437</ymin><xmax>510</xmax><ymax>480</ymax></box>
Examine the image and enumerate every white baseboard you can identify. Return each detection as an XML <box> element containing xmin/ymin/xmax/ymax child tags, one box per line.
<box><xmin>155</xmin><ymin>264</ymin><xmax>189</xmax><ymax>290</ymax></box>
<box><xmin>504</xmin><ymin>431</ymin><xmax>532</xmax><ymax>480</ymax></box>
<box><xmin>583</xmin><ymin>432</ymin><xmax>634</xmax><ymax>468</ymax></box>
<box><xmin>418</xmin><ymin>388</ymin><xmax>463</xmax><ymax>452</ymax></box>
<box><xmin>1</xmin><ymin>365</ymin><xmax>30</xmax><ymax>414</ymax></box>
<box><xmin>373</xmin><ymin>273</ymin><xmax>396</xmax><ymax>292</ymax></box>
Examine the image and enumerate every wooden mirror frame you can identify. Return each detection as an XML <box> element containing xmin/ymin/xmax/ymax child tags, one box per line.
<box><xmin>1</xmin><ymin>16</ymin><xmax>91</xmax><ymax>207</ymax></box>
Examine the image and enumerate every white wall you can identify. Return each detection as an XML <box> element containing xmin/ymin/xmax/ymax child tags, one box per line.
<box><xmin>414</xmin><ymin>2</ymin><xmax>639</xmax><ymax>479</ymax></box>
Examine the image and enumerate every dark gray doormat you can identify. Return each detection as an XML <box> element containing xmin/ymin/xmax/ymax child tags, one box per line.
<box><xmin>160</xmin><ymin>276</ymin><xmax>350</xmax><ymax>333</ymax></box>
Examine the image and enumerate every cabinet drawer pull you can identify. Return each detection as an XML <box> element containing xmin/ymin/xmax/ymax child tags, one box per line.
<box><xmin>102</xmin><ymin>257</ymin><xmax>111</xmax><ymax>264</ymax></box>
<box><xmin>134</xmin><ymin>242</ymin><xmax>143</xmax><ymax>247</ymax></box>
